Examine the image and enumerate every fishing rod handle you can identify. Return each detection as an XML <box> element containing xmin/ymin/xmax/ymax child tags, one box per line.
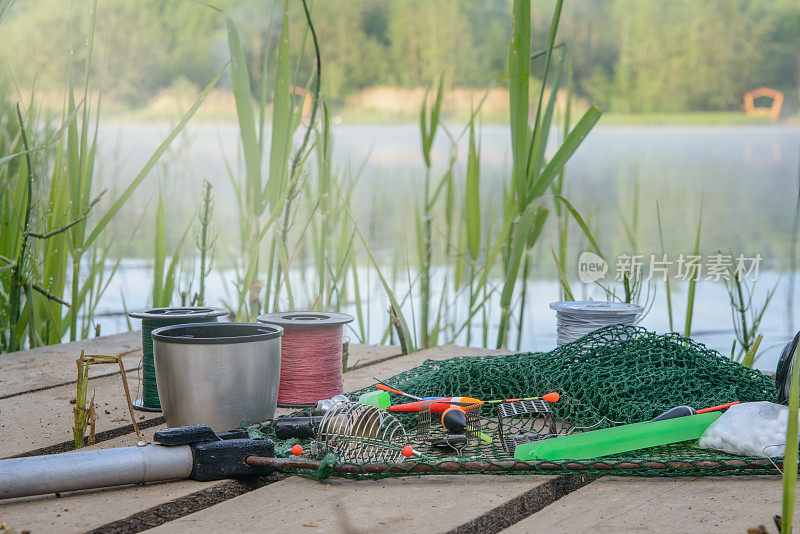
<box><xmin>0</xmin><ymin>444</ymin><xmax>193</xmax><ymax>500</ymax></box>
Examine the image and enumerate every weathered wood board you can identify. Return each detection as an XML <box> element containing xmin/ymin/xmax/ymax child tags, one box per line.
<box><xmin>148</xmin><ymin>475</ymin><xmax>551</xmax><ymax>534</ymax></box>
<box><xmin>503</xmin><ymin>475</ymin><xmax>797</xmax><ymax>533</ymax></box>
<box><xmin>1</xmin><ymin>335</ymin><xmax>795</xmax><ymax>534</ymax></box>
<box><xmin>0</xmin><ymin>371</ymin><xmax>162</xmax><ymax>458</ymax></box>
<box><xmin>0</xmin><ymin>332</ymin><xmax>142</xmax><ymax>398</ymax></box>
<box><xmin>0</xmin><ymin>343</ymin><xmax>501</xmax><ymax>533</ymax></box>
<box><xmin>0</xmin><ymin>342</ymin><xmax>400</xmax><ymax>458</ymax></box>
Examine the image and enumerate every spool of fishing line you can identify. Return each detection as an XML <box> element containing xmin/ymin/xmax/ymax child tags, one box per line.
<box><xmin>257</xmin><ymin>311</ymin><xmax>353</xmax><ymax>407</ymax></box>
<box><xmin>128</xmin><ymin>307</ymin><xmax>228</xmax><ymax>412</ymax></box>
<box><xmin>550</xmin><ymin>301</ymin><xmax>642</xmax><ymax>346</ymax></box>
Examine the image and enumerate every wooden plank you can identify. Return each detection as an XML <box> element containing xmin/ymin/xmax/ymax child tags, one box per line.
<box><xmin>0</xmin><ymin>371</ymin><xmax>162</xmax><ymax>458</ymax></box>
<box><xmin>503</xmin><ymin>476</ymin><xmax>799</xmax><ymax>533</ymax></box>
<box><xmin>0</xmin><ymin>479</ymin><xmax>209</xmax><ymax>533</ymax></box>
<box><xmin>0</xmin><ymin>430</ymin><xmax>217</xmax><ymax>534</ymax></box>
<box><xmin>346</xmin><ymin>342</ymin><xmax>401</xmax><ymax>370</ymax></box>
<box><xmin>0</xmin><ymin>335</ymin><xmax>398</xmax><ymax>400</ymax></box>
<box><xmin>147</xmin><ymin>474</ymin><xmax>550</xmax><ymax>534</ymax></box>
<box><xmin>0</xmin><ymin>342</ymin><xmax>400</xmax><ymax>459</ymax></box>
<box><xmin>0</xmin><ymin>344</ymin><xmax>509</xmax><ymax>533</ymax></box>
<box><xmin>0</xmin><ymin>332</ymin><xmax>142</xmax><ymax>398</ymax></box>
<box><xmin>137</xmin><ymin>345</ymin><xmax>516</xmax><ymax>533</ymax></box>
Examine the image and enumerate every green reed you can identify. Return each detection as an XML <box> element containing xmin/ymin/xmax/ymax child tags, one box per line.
<box><xmin>193</xmin><ymin>180</ymin><xmax>216</xmax><ymax>307</ymax></box>
<box><xmin>723</xmin><ymin>255</ymin><xmax>774</xmax><ymax>366</ymax></box>
<box><xmin>683</xmin><ymin>197</ymin><xmax>703</xmax><ymax>338</ymax></box>
<box><xmin>391</xmin><ymin>0</ymin><xmax>602</xmax><ymax>351</ymax></box>
<box><xmin>783</xmin><ymin>338</ymin><xmax>800</xmax><ymax>533</ymax></box>
<box><xmin>0</xmin><ymin>0</ymin><xmax>225</xmax><ymax>352</ymax></box>
<box><xmin>495</xmin><ymin>0</ymin><xmax>601</xmax><ymax>348</ymax></box>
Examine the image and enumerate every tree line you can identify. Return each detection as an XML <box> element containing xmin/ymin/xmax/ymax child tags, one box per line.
<box><xmin>0</xmin><ymin>0</ymin><xmax>797</xmax><ymax>113</ymax></box>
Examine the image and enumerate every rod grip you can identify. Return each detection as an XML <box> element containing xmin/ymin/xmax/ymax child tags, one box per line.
<box><xmin>273</xmin><ymin>416</ymin><xmax>324</xmax><ymax>440</ymax></box>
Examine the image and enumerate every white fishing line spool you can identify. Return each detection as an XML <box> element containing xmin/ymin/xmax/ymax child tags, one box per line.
<box><xmin>550</xmin><ymin>301</ymin><xmax>643</xmax><ymax>346</ymax></box>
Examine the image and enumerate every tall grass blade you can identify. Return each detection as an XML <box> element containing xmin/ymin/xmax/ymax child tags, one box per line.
<box><xmin>508</xmin><ymin>0</ymin><xmax>530</xmax><ymax>209</ymax></box>
<box><xmin>496</xmin><ymin>204</ymin><xmax>544</xmax><ymax>348</ymax></box>
<box><xmin>265</xmin><ymin>0</ymin><xmax>292</xmax><ymax>209</ymax></box>
<box><xmin>344</xmin><ymin>202</ymin><xmax>414</xmax><ymax>353</ymax></box>
<box><xmin>684</xmin><ymin>199</ymin><xmax>703</xmax><ymax>338</ymax></box>
<box><xmin>552</xmin><ymin>245</ymin><xmax>574</xmax><ymax>301</ymax></box>
<box><xmin>656</xmin><ymin>202</ymin><xmax>674</xmax><ymax>331</ymax></box>
<box><xmin>465</xmin><ymin>121</ymin><xmax>481</xmax><ymax>261</ymax></box>
<box><xmin>225</xmin><ymin>17</ymin><xmax>262</xmax><ymax>216</ymax></box>
<box><xmin>528</xmin><ymin>106</ymin><xmax>602</xmax><ymax>201</ymax></box>
<box><xmin>152</xmin><ymin>195</ymin><xmax>166</xmax><ymax>305</ymax></box>
<box><xmin>85</xmin><ymin>64</ymin><xmax>227</xmax><ymax>249</ymax></box>
<box><xmin>783</xmin><ymin>339</ymin><xmax>800</xmax><ymax>534</ymax></box>
<box><xmin>528</xmin><ymin>49</ymin><xmax>564</xmax><ymax>182</ymax></box>
<box><xmin>555</xmin><ymin>195</ymin><xmax>603</xmax><ymax>259</ymax></box>
<box><xmin>740</xmin><ymin>333</ymin><xmax>763</xmax><ymax>368</ymax></box>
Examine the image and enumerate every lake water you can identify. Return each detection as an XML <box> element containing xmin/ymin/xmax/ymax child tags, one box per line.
<box><xmin>92</xmin><ymin>122</ymin><xmax>800</xmax><ymax>372</ymax></box>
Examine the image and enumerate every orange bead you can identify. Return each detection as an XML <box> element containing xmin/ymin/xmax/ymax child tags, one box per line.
<box><xmin>543</xmin><ymin>392</ymin><xmax>560</xmax><ymax>403</ymax></box>
<box><xmin>402</xmin><ymin>445</ymin><xmax>414</xmax><ymax>458</ymax></box>
<box><xmin>291</xmin><ymin>444</ymin><xmax>303</xmax><ymax>456</ymax></box>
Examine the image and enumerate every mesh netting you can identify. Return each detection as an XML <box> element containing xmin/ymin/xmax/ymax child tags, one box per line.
<box><xmin>259</xmin><ymin>325</ymin><xmax>783</xmax><ymax>479</ymax></box>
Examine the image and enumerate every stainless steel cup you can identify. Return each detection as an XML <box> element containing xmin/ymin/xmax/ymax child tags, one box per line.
<box><xmin>151</xmin><ymin>322</ymin><xmax>283</xmax><ymax>431</ymax></box>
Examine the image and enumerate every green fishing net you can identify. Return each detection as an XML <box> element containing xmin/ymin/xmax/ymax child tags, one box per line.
<box><xmin>262</xmin><ymin>325</ymin><xmax>782</xmax><ymax>479</ymax></box>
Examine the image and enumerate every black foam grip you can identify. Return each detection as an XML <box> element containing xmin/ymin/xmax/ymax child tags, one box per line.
<box><xmin>273</xmin><ymin>416</ymin><xmax>323</xmax><ymax>440</ymax></box>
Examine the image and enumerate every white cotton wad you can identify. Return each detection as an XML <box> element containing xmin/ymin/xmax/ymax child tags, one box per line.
<box><xmin>698</xmin><ymin>401</ymin><xmax>794</xmax><ymax>458</ymax></box>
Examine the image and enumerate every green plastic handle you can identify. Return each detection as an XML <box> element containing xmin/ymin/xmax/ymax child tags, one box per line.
<box><xmin>514</xmin><ymin>411</ymin><xmax>721</xmax><ymax>461</ymax></box>
<box><xmin>358</xmin><ymin>390</ymin><xmax>391</xmax><ymax>409</ymax></box>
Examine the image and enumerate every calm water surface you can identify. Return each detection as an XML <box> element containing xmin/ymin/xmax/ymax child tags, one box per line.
<box><xmin>93</xmin><ymin>122</ymin><xmax>800</xmax><ymax>372</ymax></box>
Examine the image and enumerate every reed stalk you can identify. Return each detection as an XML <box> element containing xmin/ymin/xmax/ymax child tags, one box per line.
<box><xmin>783</xmin><ymin>339</ymin><xmax>800</xmax><ymax>533</ymax></box>
<box><xmin>683</xmin><ymin>199</ymin><xmax>703</xmax><ymax>338</ymax></box>
<box><xmin>496</xmin><ymin>0</ymin><xmax>601</xmax><ymax>348</ymax></box>
<box><xmin>194</xmin><ymin>180</ymin><xmax>216</xmax><ymax>307</ymax></box>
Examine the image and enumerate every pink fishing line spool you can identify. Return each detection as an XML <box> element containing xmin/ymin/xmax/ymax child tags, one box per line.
<box><xmin>257</xmin><ymin>311</ymin><xmax>354</xmax><ymax>407</ymax></box>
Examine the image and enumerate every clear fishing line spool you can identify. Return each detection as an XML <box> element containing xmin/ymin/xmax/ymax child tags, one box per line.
<box><xmin>550</xmin><ymin>301</ymin><xmax>642</xmax><ymax>346</ymax></box>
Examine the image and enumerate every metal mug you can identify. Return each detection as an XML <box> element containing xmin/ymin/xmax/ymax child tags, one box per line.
<box><xmin>151</xmin><ymin>322</ymin><xmax>283</xmax><ymax>431</ymax></box>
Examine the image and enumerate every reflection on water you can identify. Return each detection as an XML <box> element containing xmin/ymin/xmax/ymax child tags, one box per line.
<box><xmin>97</xmin><ymin>261</ymin><xmax>790</xmax><ymax>373</ymax></box>
<box><xmin>101</xmin><ymin>123</ymin><xmax>800</xmax><ymax>262</ymax></box>
<box><xmin>93</xmin><ymin>123</ymin><xmax>800</xmax><ymax>371</ymax></box>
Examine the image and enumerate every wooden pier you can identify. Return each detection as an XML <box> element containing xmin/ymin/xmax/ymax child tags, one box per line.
<box><xmin>0</xmin><ymin>333</ymin><xmax>796</xmax><ymax>533</ymax></box>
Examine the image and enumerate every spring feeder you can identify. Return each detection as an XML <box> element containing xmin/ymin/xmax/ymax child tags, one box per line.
<box><xmin>311</xmin><ymin>401</ymin><xmax>414</xmax><ymax>462</ymax></box>
<box><xmin>550</xmin><ymin>301</ymin><xmax>642</xmax><ymax>346</ymax></box>
<box><xmin>128</xmin><ymin>307</ymin><xmax>228</xmax><ymax>412</ymax></box>
<box><xmin>257</xmin><ymin>311</ymin><xmax>353</xmax><ymax>407</ymax></box>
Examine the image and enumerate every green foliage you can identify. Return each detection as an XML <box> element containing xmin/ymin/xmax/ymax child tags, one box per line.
<box><xmin>783</xmin><ymin>339</ymin><xmax>800</xmax><ymax>533</ymax></box>
<box><xmin>0</xmin><ymin>0</ymin><xmax>224</xmax><ymax>351</ymax></box>
<box><xmin>416</xmin><ymin>79</ymin><xmax>444</xmax><ymax>348</ymax></box>
<box><xmin>0</xmin><ymin>0</ymin><xmax>226</xmax><ymax>106</ymax></box>
<box><xmin>684</xmin><ymin>201</ymin><xmax>703</xmax><ymax>338</ymax></box>
<box><xmin>2</xmin><ymin>0</ymin><xmax>797</xmax><ymax>113</ymax></box>
<box><xmin>494</xmin><ymin>0</ymin><xmax>601</xmax><ymax>347</ymax></box>
<box><xmin>193</xmin><ymin>180</ymin><xmax>217</xmax><ymax>307</ymax></box>
<box><xmin>151</xmin><ymin>193</ymin><xmax>191</xmax><ymax>308</ymax></box>
<box><xmin>724</xmin><ymin>260</ymin><xmax>774</xmax><ymax>365</ymax></box>
<box><xmin>553</xmin><ymin>0</ymin><xmax>800</xmax><ymax>112</ymax></box>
